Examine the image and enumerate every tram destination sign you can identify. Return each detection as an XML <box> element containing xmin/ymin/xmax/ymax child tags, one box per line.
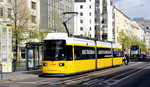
<box><xmin>130</xmin><ymin>46</ymin><xmax>139</xmax><ymax>51</ymax></box>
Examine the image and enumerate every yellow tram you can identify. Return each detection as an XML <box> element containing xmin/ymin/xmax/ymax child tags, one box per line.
<box><xmin>42</xmin><ymin>33</ymin><xmax>123</xmax><ymax>76</ymax></box>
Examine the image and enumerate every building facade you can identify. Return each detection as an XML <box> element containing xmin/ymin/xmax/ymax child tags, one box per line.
<box><xmin>73</xmin><ymin>0</ymin><xmax>114</xmax><ymax>41</ymax></box>
<box><xmin>73</xmin><ymin>0</ymin><xmax>95</xmax><ymax>38</ymax></box>
<box><xmin>46</xmin><ymin>0</ymin><xmax>74</xmax><ymax>33</ymax></box>
<box><xmin>95</xmin><ymin>0</ymin><xmax>114</xmax><ymax>41</ymax></box>
<box><xmin>114</xmin><ymin>7</ymin><xmax>131</xmax><ymax>44</ymax></box>
<box><xmin>133</xmin><ymin>18</ymin><xmax>150</xmax><ymax>53</ymax></box>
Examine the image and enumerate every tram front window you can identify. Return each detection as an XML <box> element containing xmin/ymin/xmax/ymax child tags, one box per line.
<box><xmin>44</xmin><ymin>40</ymin><xmax>66</xmax><ymax>61</ymax></box>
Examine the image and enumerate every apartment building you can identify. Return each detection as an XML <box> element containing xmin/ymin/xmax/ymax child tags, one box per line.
<box><xmin>0</xmin><ymin>0</ymin><xmax>40</xmax><ymax>72</ymax></box>
<box><xmin>133</xmin><ymin>18</ymin><xmax>150</xmax><ymax>52</ymax></box>
<box><xmin>114</xmin><ymin>7</ymin><xmax>131</xmax><ymax>44</ymax></box>
<box><xmin>95</xmin><ymin>0</ymin><xmax>114</xmax><ymax>41</ymax></box>
<box><xmin>73</xmin><ymin>0</ymin><xmax>95</xmax><ymax>38</ymax></box>
<box><xmin>0</xmin><ymin>0</ymin><xmax>13</xmax><ymax>26</ymax></box>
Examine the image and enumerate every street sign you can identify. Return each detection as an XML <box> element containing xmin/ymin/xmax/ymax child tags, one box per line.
<box><xmin>130</xmin><ymin>46</ymin><xmax>139</xmax><ymax>51</ymax></box>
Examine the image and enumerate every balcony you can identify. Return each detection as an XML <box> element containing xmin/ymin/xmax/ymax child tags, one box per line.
<box><xmin>101</xmin><ymin>14</ymin><xmax>107</xmax><ymax>18</ymax></box>
<box><xmin>101</xmin><ymin>27</ymin><xmax>108</xmax><ymax>31</ymax></box>
<box><xmin>102</xmin><ymin>1</ymin><xmax>107</xmax><ymax>6</ymax></box>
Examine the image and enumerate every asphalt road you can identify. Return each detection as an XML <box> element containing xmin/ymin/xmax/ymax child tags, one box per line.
<box><xmin>1</xmin><ymin>60</ymin><xmax>150</xmax><ymax>87</ymax></box>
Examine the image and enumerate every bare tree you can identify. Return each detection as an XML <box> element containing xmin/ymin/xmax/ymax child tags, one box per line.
<box><xmin>7</xmin><ymin>0</ymin><xmax>31</xmax><ymax>60</ymax></box>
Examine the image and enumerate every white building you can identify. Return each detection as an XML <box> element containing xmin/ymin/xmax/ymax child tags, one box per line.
<box><xmin>95</xmin><ymin>0</ymin><xmax>114</xmax><ymax>41</ymax></box>
<box><xmin>0</xmin><ymin>0</ymin><xmax>40</xmax><ymax>59</ymax></box>
<box><xmin>0</xmin><ymin>0</ymin><xmax>13</xmax><ymax>26</ymax></box>
<box><xmin>73</xmin><ymin>0</ymin><xmax>95</xmax><ymax>38</ymax></box>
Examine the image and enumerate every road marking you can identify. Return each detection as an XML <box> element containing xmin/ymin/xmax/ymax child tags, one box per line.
<box><xmin>111</xmin><ymin>65</ymin><xmax>150</xmax><ymax>85</ymax></box>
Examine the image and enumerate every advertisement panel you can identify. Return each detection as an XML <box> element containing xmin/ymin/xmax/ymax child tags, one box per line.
<box><xmin>0</xmin><ymin>26</ymin><xmax>12</xmax><ymax>72</ymax></box>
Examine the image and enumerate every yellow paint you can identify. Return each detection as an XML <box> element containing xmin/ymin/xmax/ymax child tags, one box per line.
<box><xmin>42</xmin><ymin>57</ymin><xmax>123</xmax><ymax>74</ymax></box>
<box><xmin>42</xmin><ymin>61</ymin><xmax>74</xmax><ymax>74</ymax></box>
<box><xmin>0</xmin><ymin>26</ymin><xmax>12</xmax><ymax>28</ymax></box>
<box><xmin>113</xmin><ymin>57</ymin><xmax>123</xmax><ymax>65</ymax></box>
<box><xmin>97</xmin><ymin>58</ymin><xmax>113</xmax><ymax>68</ymax></box>
<box><xmin>4</xmin><ymin>64</ymin><xmax>6</xmax><ymax>67</ymax></box>
<box><xmin>66</xmin><ymin>44</ymin><xmax>122</xmax><ymax>49</ymax></box>
<box><xmin>66</xmin><ymin>43</ymin><xmax>95</xmax><ymax>47</ymax></box>
<box><xmin>72</xmin><ymin>59</ymin><xmax>95</xmax><ymax>73</ymax></box>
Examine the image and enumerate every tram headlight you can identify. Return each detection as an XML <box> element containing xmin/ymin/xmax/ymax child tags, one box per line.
<box><xmin>43</xmin><ymin>63</ymin><xmax>47</xmax><ymax>66</ymax></box>
<box><xmin>59</xmin><ymin>63</ymin><xmax>65</xmax><ymax>66</ymax></box>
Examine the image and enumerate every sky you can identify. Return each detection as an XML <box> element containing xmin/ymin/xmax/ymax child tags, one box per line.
<box><xmin>112</xmin><ymin>0</ymin><xmax>150</xmax><ymax>19</ymax></box>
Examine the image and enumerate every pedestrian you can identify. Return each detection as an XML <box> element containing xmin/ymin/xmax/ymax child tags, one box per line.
<box><xmin>126</xmin><ymin>54</ymin><xmax>130</xmax><ymax>65</ymax></box>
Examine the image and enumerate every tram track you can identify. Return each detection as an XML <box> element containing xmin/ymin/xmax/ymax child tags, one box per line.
<box><xmin>1</xmin><ymin>61</ymin><xmax>147</xmax><ymax>87</ymax></box>
<box><xmin>65</xmin><ymin>62</ymin><xmax>150</xmax><ymax>87</ymax></box>
<box><xmin>35</xmin><ymin>62</ymin><xmax>144</xmax><ymax>86</ymax></box>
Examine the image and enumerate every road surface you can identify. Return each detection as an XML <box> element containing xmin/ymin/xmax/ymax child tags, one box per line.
<box><xmin>0</xmin><ymin>60</ymin><xmax>150</xmax><ymax>87</ymax></box>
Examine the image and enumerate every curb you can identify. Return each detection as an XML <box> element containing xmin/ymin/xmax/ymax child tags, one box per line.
<box><xmin>0</xmin><ymin>75</ymin><xmax>39</xmax><ymax>82</ymax></box>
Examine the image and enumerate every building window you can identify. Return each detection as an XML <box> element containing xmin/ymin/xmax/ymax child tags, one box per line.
<box><xmin>80</xmin><ymin>34</ymin><xmax>83</xmax><ymax>36</ymax></box>
<box><xmin>80</xmin><ymin>27</ymin><xmax>83</xmax><ymax>31</ymax></box>
<box><xmin>89</xmin><ymin>5</ymin><xmax>91</xmax><ymax>9</ymax></box>
<box><xmin>8</xmin><ymin>8</ymin><xmax>12</xmax><ymax>18</ymax></box>
<box><xmin>31</xmin><ymin>1</ymin><xmax>36</xmax><ymax>10</ymax></box>
<box><xmin>0</xmin><ymin>8</ymin><xmax>3</xmax><ymax>17</ymax></box>
<box><xmin>89</xmin><ymin>12</ymin><xmax>91</xmax><ymax>16</ymax></box>
<box><xmin>80</xmin><ymin>5</ymin><xmax>83</xmax><ymax>9</ymax></box>
<box><xmin>80</xmin><ymin>12</ymin><xmax>83</xmax><ymax>16</ymax></box>
<box><xmin>90</xmin><ymin>20</ymin><xmax>92</xmax><ymax>23</ymax></box>
<box><xmin>90</xmin><ymin>34</ymin><xmax>91</xmax><ymax>38</ymax></box>
<box><xmin>31</xmin><ymin>15</ymin><xmax>36</xmax><ymax>23</ymax></box>
<box><xmin>80</xmin><ymin>20</ymin><xmax>83</xmax><ymax>23</ymax></box>
<box><xmin>89</xmin><ymin>27</ymin><xmax>91</xmax><ymax>31</ymax></box>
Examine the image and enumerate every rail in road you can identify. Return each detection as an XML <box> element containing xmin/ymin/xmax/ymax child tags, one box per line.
<box><xmin>36</xmin><ymin>62</ymin><xmax>150</xmax><ymax>87</ymax></box>
<box><xmin>0</xmin><ymin>61</ymin><xmax>150</xmax><ymax>87</ymax></box>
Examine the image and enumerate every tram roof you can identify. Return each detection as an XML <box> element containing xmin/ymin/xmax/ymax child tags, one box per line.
<box><xmin>44</xmin><ymin>33</ymin><xmax>122</xmax><ymax>48</ymax></box>
<box><xmin>45</xmin><ymin>33</ymin><xmax>112</xmax><ymax>42</ymax></box>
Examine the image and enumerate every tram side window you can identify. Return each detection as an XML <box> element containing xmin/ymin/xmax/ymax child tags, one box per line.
<box><xmin>74</xmin><ymin>46</ymin><xmax>83</xmax><ymax>60</ymax></box>
<box><xmin>97</xmin><ymin>48</ymin><xmax>112</xmax><ymax>58</ymax></box>
<box><xmin>113</xmin><ymin>49</ymin><xmax>123</xmax><ymax>57</ymax></box>
<box><xmin>74</xmin><ymin>46</ymin><xmax>95</xmax><ymax>60</ymax></box>
<box><xmin>66</xmin><ymin>46</ymin><xmax>73</xmax><ymax>60</ymax></box>
<box><xmin>86</xmin><ymin>47</ymin><xmax>95</xmax><ymax>59</ymax></box>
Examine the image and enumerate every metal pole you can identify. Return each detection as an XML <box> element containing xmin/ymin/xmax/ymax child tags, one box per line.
<box><xmin>25</xmin><ymin>45</ymin><xmax>29</xmax><ymax>71</ymax></box>
<box><xmin>33</xmin><ymin>47</ymin><xmax>36</xmax><ymax>70</ymax></box>
<box><xmin>37</xmin><ymin>46</ymin><xmax>40</xmax><ymax>69</ymax></box>
<box><xmin>111</xmin><ymin>42</ymin><xmax>114</xmax><ymax>67</ymax></box>
<box><xmin>0</xmin><ymin>64</ymin><xmax>3</xmax><ymax>80</ymax></box>
<box><xmin>95</xmin><ymin>40</ymin><xmax>98</xmax><ymax>70</ymax></box>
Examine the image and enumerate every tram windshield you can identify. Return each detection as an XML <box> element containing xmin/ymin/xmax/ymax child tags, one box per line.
<box><xmin>44</xmin><ymin>40</ymin><xmax>66</xmax><ymax>61</ymax></box>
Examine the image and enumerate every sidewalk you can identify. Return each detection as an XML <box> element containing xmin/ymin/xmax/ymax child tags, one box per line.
<box><xmin>0</xmin><ymin>69</ymin><xmax>41</xmax><ymax>81</ymax></box>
